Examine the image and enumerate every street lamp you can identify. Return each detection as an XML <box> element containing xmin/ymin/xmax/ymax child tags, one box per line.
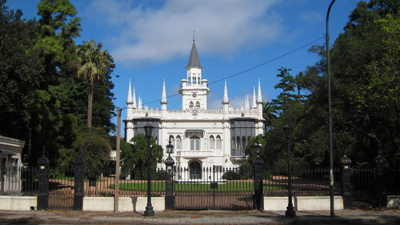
<box><xmin>144</xmin><ymin>124</ymin><xmax>154</xmax><ymax>217</ymax></box>
<box><xmin>164</xmin><ymin>140</ymin><xmax>175</xmax><ymax>210</ymax></box>
<box><xmin>284</xmin><ymin>125</ymin><xmax>296</xmax><ymax>217</ymax></box>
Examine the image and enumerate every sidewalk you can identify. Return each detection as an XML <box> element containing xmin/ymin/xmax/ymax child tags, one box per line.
<box><xmin>0</xmin><ymin>209</ymin><xmax>399</xmax><ymax>224</ymax></box>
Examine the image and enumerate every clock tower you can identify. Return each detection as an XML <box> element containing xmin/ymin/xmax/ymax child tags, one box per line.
<box><xmin>178</xmin><ymin>36</ymin><xmax>210</xmax><ymax>112</ymax></box>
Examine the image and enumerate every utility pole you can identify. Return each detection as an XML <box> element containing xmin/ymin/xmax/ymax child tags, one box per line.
<box><xmin>115</xmin><ymin>107</ymin><xmax>122</xmax><ymax>212</ymax></box>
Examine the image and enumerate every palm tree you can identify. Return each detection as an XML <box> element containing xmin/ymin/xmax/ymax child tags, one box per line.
<box><xmin>262</xmin><ymin>102</ymin><xmax>277</xmax><ymax>130</ymax></box>
<box><xmin>77</xmin><ymin>39</ymin><xmax>113</xmax><ymax>131</ymax></box>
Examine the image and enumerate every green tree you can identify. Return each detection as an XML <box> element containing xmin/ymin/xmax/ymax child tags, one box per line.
<box><xmin>77</xmin><ymin>39</ymin><xmax>115</xmax><ymax>131</ymax></box>
<box><xmin>123</xmin><ymin>134</ymin><xmax>163</xmax><ymax>179</ymax></box>
<box><xmin>0</xmin><ymin>0</ymin><xmax>43</xmax><ymax>140</ymax></box>
<box><xmin>24</xmin><ymin>0</ymin><xmax>82</xmax><ymax>166</ymax></box>
<box><xmin>272</xmin><ymin>67</ymin><xmax>296</xmax><ymax>112</ymax></box>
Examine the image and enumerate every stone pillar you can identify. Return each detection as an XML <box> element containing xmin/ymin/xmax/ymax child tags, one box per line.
<box><xmin>37</xmin><ymin>153</ymin><xmax>49</xmax><ymax>210</ymax></box>
<box><xmin>374</xmin><ymin>154</ymin><xmax>387</xmax><ymax>208</ymax></box>
<box><xmin>253</xmin><ymin>155</ymin><xmax>264</xmax><ymax>211</ymax></box>
<box><xmin>341</xmin><ymin>155</ymin><xmax>352</xmax><ymax>209</ymax></box>
<box><xmin>74</xmin><ymin>155</ymin><xmax>85</xmax><ymax>211</ymax></box>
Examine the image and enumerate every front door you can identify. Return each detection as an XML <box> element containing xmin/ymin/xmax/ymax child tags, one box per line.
<box><xmin>189</xmin><ymin>161</ymin><xmax>201</xmax><ymax>179</ymax></box>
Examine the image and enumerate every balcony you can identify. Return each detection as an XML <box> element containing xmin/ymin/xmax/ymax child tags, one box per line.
<box><xmin>230</xmin><ymin>149</ymin><xmax>248</xmax><ymax>162</ymax></box>
<box><xmin>176</xmin><ymin>150</ymin><xmax>214</xmax><ymax>159</ymax></box>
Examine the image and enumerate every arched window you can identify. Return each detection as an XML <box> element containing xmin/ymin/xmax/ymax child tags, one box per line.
<box><xmin>209</xmin><ymin>136</ymin><xmax>215</xmax><ymax>150</ymax></box>
<box><xmin>242</xmin><ymin>136</ymin><xmax>247</xmax><ymax>149</ymax></box>
<box><xmin>188</xmin><ymin>77</ymin><xmax>192</xmax><ymax>85</ymax></box>
<box><xmin>189</xmin><ymin>101</ymin><xmax>194</xmax><ymax>107</ymax></box>
<box><xmin>176</xmin><ymin>136</ymin><xmax>181</xmax><ymax>150</ymax></box>
<box><xmin>231</xmin><ymin>137</ymin><xmax>235</xmax><ymax>149</ymax></box>
<box><xmin>198</xmin><ymin>77</ymin><xmax>201</xmax><ymax>84</ymax></box>
<box><xmin>237</xmin><ymin>136</ymin><xmax>241</xmax><ymax>149</ymax></box>
<box><xmin>190</xmin><ymin>136</ymin><xmax>200</xmax><ymax>150</ymax></box>
<box><xmin>196</xmin><ymin>101</ymin><xmax>200</xmax><ymax>107</ymax></box>
<box><xmin>169</xmin><ymin>135</ymin><xmax>175</xmax><ymax>147</ymax></box>
<box><xmin>216</xmin><ymin>136</ymin><xmax>221</xmax><ymax>149</ymax></box>
<box><xmin>193</xmin><ymin>76</ymin><xmax>197</xmax><ymax>84</ymax></box>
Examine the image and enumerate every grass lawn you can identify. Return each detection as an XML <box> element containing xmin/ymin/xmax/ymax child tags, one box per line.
<box><xmin>110</xmin><ymin>181</ymin><xmax>286</xmax><ymax>192</ymax></box>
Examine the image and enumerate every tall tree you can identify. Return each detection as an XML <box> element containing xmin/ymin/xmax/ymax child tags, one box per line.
<box><xmin>25</xmin><ymin>0</ymin><xmax>82</xmax><ymax>166</ymax></box>
<box><xmin>77</xmin><ymin>39</ymin><xmax>115</xmax><ymax>131</ymax></box>
<box><xmin>0</xmin><ymin>0</ymin><xmax>43</xmax><ymax>140</ymax></box>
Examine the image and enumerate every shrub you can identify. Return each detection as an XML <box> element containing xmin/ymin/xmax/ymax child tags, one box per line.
<box><xmin>222</xmin><ymin>171</ymin><xmax>240</xmax><ymax>180</ymax></box>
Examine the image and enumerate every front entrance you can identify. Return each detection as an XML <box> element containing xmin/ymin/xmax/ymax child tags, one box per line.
<box><xmin>189</xmin><ymin>161</ymin><xmax>201</xmax><ymax>179</ymax></box>
<box><xmin>174</xmin><ymin>166</ymin><xmax>253</xmax><ymax>210</ymax></box>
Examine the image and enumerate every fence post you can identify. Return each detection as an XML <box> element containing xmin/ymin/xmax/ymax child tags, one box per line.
<box><xmin>253</xmin><ymin>154</ymin><xmax>264</xmax><ymax>211</ymax></box>
<box><xmin>37</xmin><ymin>152</ymin><xmax>50</xmax><ymax>210</ymax></box>
<box><xmin>373</xmin><ymin>154</ymin><xmax>387</xmax><ymax>208</ymax></box>
<box><xmin>165</xmin><ymin>155</ymin><xmax>175</xmax><ymax>210</ymax></box>
<box><xmin>74</xmin><ymin>155</ymin><xmax>85</xmax><ymax>211</ymax></box>
<box><xmin>341</xmin><ymin>155</ymin><xmax>352</xmax><ymax>209</ymax></box>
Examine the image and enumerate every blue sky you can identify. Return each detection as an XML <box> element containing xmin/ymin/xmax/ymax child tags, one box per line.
<box><xmin>7</xmin><ymin>0</ymin><xmax>360</xmax><ymax>136</ymax></box>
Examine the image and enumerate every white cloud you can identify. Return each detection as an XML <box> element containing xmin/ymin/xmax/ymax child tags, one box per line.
<box><xmin>88</xmin><ymin>0</ymin><xmax>283</xmax><ymax>66</ymax></box>
<box><xmin>299</xmin><ymin>11</ymin><xmax>323</xmax><ymax>25</ymax></box>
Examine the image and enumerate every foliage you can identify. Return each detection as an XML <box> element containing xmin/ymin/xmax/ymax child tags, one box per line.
<box><xmin>76</xmin><ymin>39</ymin><xmax>115</xmax><ymax>131</ymax></box>
<box><xmin>1</xmin><ymin>0</ymin><xmax>116</xmax><ymax>167</ymax></box>
<box><xmin>222</xmin><ymin>171</ymin><xmax>240</xmax><ymax>180</ymax></box>
<box><xmin>0</xmin><ymin>1</ymin><xmax>43</xmax><ymax>140</ymax></box>
<box><xmin>76</xmin><ymin>126</ymin><xmax>111</xmax><ymax>170</ymax></box>
<box><xmin>260</xmin><ymin>0</ymin><xmax>400</xmax><ymax>169</ymax></box>
<box><xmin>122</xmin><ymin>134</ymin><xmax>163</xmax><ymax>179</ymax></box>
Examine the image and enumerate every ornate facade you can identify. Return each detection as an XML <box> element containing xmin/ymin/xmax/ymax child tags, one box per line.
<box><xmin>124</xmin><ymin>39</ymin><xmax>264</xmax><ymax>176</ymax></box>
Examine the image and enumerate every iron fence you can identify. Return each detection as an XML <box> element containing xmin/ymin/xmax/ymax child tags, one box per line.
<box><xmin>261</xmin><ymin>167</ymin><xmax>342</xmax><ymax>196</ymax></box>
<box><xmin>2</xmin><ymin>165</ymin><xmax>398</xmax><ymax>199</ymax></box>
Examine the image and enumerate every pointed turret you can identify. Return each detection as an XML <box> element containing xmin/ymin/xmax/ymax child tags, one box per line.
<box><xmin>161</xmin><ymin>79</ymin><xmax>167</xmax><ymax>104</ymax></box>
<box><xmin>138</xmin><ymin>95</ymin><xmax>142</xmax><ymax>109</ymax></box>
<box><xmin>161</xmin><ymin>79</ymin><xmax>167</xmax><ymax>112</ymax></box>
<box><xmin>127</xmin><ymin>79</ymin><xmax>133</xmax><ymax>119</ymax></box>
<box><xmin>257</xmin><ymin>80</ymin><xmax>262</xmax><ymax>103</ymax></box>
<box><xmin>132</xmin><ymin>87</ymin><xmax>137</xmax><ymax>108</ymax></box>
<box><xmin>252</xmin><ymin>86</ymin><xmax>257</xmax><ymax>109</ymax></box>
<box><xmin>179</xmin><ymin>33</ymin><xmax>210</xmax><ymax>110</ymax></box>
<box><xmin>186</xmin><ymin>32</ymin><xmax>202</xmax><ymax>70</ymax></box>
<box><xmin>245</xmin><ymin>95</ymin><xmax>249</xmax><ymax>110</ymax></box>
<box><xmin>127</xmin><ymin>79</ymin><xmax>133</xmax><ymax>104</ymax></box>
<box><xmin>222</xmin><ymin>80</ymin><xmax>229</xmax><ymax>104</ymax></box>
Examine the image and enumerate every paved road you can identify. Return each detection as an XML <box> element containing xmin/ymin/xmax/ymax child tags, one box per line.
<box><xmin>1</xmin><ymin>209</ymin><xmax>400</xmax><ymax>224</ymax></box>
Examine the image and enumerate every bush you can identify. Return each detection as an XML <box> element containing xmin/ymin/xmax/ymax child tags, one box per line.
<box><xmin>154</xmin><ymin>170</ymin><xmax>168</xmax><ymax>180</ymax></box>
<box><xmin>239</xmin><ymin>161</ymin><xmax>253</xmax><ymax>179</ymax></box>
<box><xmin>222</xmin><ymin>171</ymin><xmax>240</xmax><ymax>180</ymax></box>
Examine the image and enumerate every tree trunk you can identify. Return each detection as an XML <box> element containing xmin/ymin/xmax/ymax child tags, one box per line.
<box><xmin>87</xmin><ymin>84</ymin><xmax>93</xmax><ymax>131</ymax></box>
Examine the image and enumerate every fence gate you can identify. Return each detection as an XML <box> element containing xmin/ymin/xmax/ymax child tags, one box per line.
<box><xmin>47</xmin><ymin>168</ymin><xmax>74</xmax><ymax>210</ymax></box>
<box><xmin>174</xmin><ymin>167</ymin><xmax>253</xmax><ymax>210</ymax></box>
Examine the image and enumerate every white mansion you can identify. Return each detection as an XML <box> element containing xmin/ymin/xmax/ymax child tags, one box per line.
<box><xmin>124</xmin><ymin>39</ymin><xmax>264</xmax><ymax>176</ymax></box>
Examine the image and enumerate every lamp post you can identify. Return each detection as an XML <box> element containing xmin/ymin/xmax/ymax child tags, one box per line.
<box><xmin>326</xmin><ymin>0</ymin><xmax>336</xmax><ymax>217</ymax></box>
<box><xmin>144</xmin><ymin>124</ymin><xmax>155</xmax><ymax>217</ymax></box>
<box><xmin>284</xmin><ymin>125</ymin><xmax>296</xmax><ymax>217</ymax></box>
<box><xmin>253</xmin><ymin>141</ymin><xmax>264</xmax><ymax>211</ymax></box>
<box><xmin>165</xmin><ymin>141</ymin><xmax>175</xmax><ymax>210</ymax></box>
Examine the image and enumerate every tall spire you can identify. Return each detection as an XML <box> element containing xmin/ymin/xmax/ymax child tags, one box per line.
<box><xmin>161</xmin><ymin>79</ymin><xmax>167</xmax><ymax>104</ymax></box>
<box><xmin>223</xmin><ymin>79</ymin><xmax>229</xmax><ymax>104</ymax></box>
<box><xmin>132</xmin><ymin>87</ymin><xmax>137</xmax><ymax>108</ymax></box>
<box><xmin>245</xmin><ymin>95</ymin><xmax>249</xmax><ymax>109</ymax></box>
<box><xmin>127</xmin><ymin>79</ymin><xmax>132</xmax><ymax>103</ymax></box>
<box><xmin>257</xmin><ymin>79</ymin><xmax>262</xmax><ymax>103</ymax></box>
<box><xmin>138</xmin><ymin>95</ymin><xmax>142</xmax><ymax>109</ymax></box>
<box><xmin>252</xmin><ymin>86</ymin><xmax>257</xmax><ymax>109</ymax></box>
<box><xmin>186</xmin><ymin>31</ymin><xmax>202</xmax><ymax>69</ymax></box>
